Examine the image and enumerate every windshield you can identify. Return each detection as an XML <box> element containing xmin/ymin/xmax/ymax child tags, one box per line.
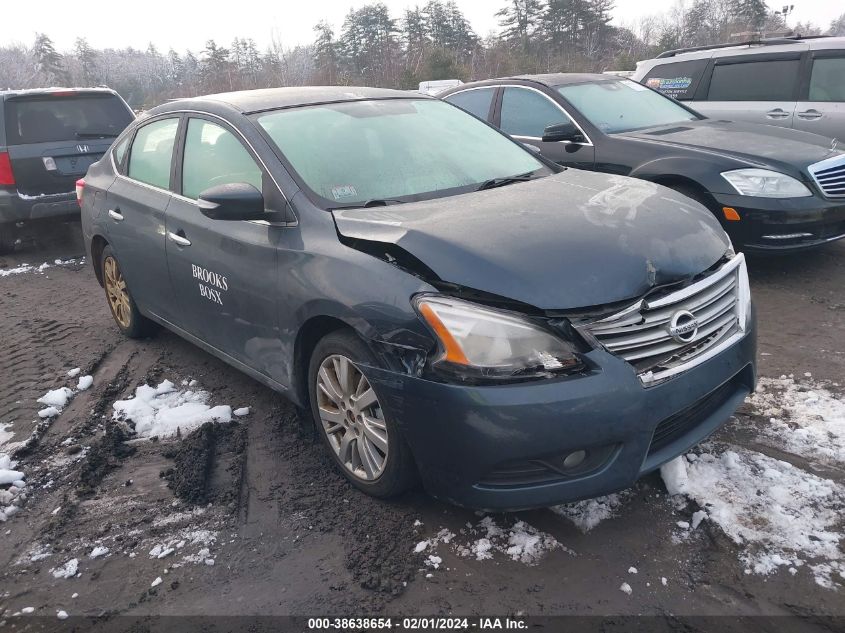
<box><xmin>255</xmin><ymin>99</ymin><xmax>548</xmax><ymax>208</ymax></box>
<box><xmin>5</xmin><ymin>94</ymin><xmax>134</xmax><ymax>144</ymax></box>
<box><xmin>557</xmin><ymin>80</ymin><xmax>699</xmax><ymax>134</ymax></box>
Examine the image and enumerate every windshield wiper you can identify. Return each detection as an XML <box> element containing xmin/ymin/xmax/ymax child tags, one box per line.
<box><xmin>75</xmin><ymin>131</ymin><xmax>118</xmax><ymax>138</ymax></box>
<box><xmin>476</xmin><ymin>172</ymin><xmax>536</xmax><ymax>191</ymax></box>
<box><xmin>328</xmin><ymin>199</ymin><xmax>406</xmax><ymax>210</ymax></box>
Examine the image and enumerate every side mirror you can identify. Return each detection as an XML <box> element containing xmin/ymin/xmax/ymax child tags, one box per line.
<box><xmin>197</xmin><ymin>183</ymin><xmax>266</xmax><ymax>221</ymax></box>
<box><xmin>542</xmin><ymin>122</ymin><xmax>585</xmax><ymax>144</ymax></box>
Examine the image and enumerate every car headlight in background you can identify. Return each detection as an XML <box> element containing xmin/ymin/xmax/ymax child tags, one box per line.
<box><xmin>721</xmin><ymin>169</ymin><xmax>812</xmax><ymax>198</ymax></box>
<box><xmin>414</xmin><ymin>295</ymin><xmax>583</xmax><ymax>382</ymax></box>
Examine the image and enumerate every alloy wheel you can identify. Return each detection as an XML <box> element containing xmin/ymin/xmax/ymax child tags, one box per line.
<box><xmin>104</xmin><ymin>256</ymin><xmax>131</xmax><ymax>329</ymax></box>
<box><xmin>316</xmin><ymin>354</ymin><xmax>388</xmax><ymax>481</ymax></box>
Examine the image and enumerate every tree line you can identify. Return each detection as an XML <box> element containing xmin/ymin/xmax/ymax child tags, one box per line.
<box><xmin>1</xmin><ymin>0</ymin><xmax>843</xmax><ymax>109</ymax></box>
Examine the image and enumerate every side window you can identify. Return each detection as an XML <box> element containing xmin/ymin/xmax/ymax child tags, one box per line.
<box><xmin>707</xmin><ymin>59</ymin><xmax>800</xmax><ymax>101</ymax></box>
<box><xmin>112</xmin><ymin>136</ymin><xmax>129</xmax><ymax>173</ymax></box>
<box><xmin>500</xmin><ymin>87</ymin><xmax>571</xmax><ymax>138</ymax></box>
<box><xmin>444</xmin><ymin>88</ymin><xmax>495</xmax><ymax>120</ymax></box>
<box><xmin>127</xmin><ymin>118</ymin><xmax>179</xmax><ymax>189</ymax></box>
<box><xmin>643</xmin><ymin>59</ymin><xmax>709</xmax><ymax>100</ymax></box>
<box><xmin>182</xmin><ymin>118</ymin><xmax>263</xmax><ymax>200</ymax></box>
<box><xmin>809</xmin><ymin>57</ymin><xmax>845</xmax><ymax>102</ymax></box>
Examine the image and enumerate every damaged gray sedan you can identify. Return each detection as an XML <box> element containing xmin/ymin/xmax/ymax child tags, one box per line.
<box><xmin>79</xmin><ymin>87</ymin><xmax>756</xmax><ymax>511</ymax></box>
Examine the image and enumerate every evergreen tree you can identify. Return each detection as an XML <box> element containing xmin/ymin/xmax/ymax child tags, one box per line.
<box><xmin>74</xmin><ymin>37</ymin><xmax>98</xmax><ymax>86</ymax></box>
<box><xmin>496</xmin><ymin>0</ymin><xmax>544</xmax><ymax>54</ymax></box>
<box><xmin>313</xmin><ymin>21</ymin><xmax>339</xmax><ymax>84</ymax></box>
<box><xmin>33</xmin><ymin>33</ymin><xmax>66</xmax><ymax>84</ymax></box>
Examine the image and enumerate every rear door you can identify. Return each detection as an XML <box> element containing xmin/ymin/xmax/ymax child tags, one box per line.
<box><xmin>695</xmin><ymin>54</ymin><xmax>801</xmax><ymax>129</ymax></box>
<box><xmin>164</xmin><ymin>115</ymin><xmax>283</xmax><ymax>379</ymax></box>
<box><xmin>104</xmin><ymin>116</ymin><xmax>180</xmax><ymax>321</ymax></box>
<box><xmin>495</xmin><ymin>86</ymin><xmax>595</xmax><ymax>169</ymax></box>
<box><xmin>3</xmin><ymin>92</ymin><xmax>134</xmax><ymax>196</ymax></box>
<box><xmin>793</xmin><ymin>51</ymin><xmax>845</xmax><ymax>140</ymax></box>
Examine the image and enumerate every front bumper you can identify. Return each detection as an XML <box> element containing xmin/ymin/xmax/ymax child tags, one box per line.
<box><xmin>366</xmin><ymin>318</ymin><xmax>756</xmax><ymax>511</ymax></box>
<box><xmin>0</xmin><ymin>188</ymin><xmax>79</xmax><ymax>224</ymax></box>
<box><xmin>710</xmin><ymin>192</ymin><xmax>845</xmax><ymax>252</ymax></box>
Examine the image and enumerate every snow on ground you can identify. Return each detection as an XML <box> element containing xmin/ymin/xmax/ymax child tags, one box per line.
<box><xmin>112</xmin><ymin>380</ymin><xmax>233</xmax><ymax>439</ymax></box>
<box><xmin>417</xmin><ymin>517</ymin><xmax>570</xmax><ymax>569</ymax></box>
<box><xmin>661</xmin><ymin>448</ymin><xmax>845</xmax><ymax>588</ymax></box>
<box><xmin>551</xmin><ymin>491</ymin><xmax>632</xmax><ymax>533</ymax></box>
<box><xmin>0</xmin><ymin>258</ymin><xmax>83</xmax><ymax>278</ymax></box>
<box><xmin>746</xmin><ymin>375</ymin><xmax>845</xmax><ymax>464</ymax></box>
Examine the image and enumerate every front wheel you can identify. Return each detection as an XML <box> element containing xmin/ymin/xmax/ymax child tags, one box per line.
<box><xmin>308</xmin><ymin>330</ymin><xmax>417</xmax><ymax>497</ymax></box>
<box><xmin>100</xmin><ymin>245</ymin><xmax>155</xmax><ymax>339</ymax></box>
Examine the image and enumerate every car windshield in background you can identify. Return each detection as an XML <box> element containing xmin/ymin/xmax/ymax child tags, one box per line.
<box><xmin>557</xmin><ymin>80</ymin><xmax>699</xmax><ymax>134</ymax></box>
<box><xmin>5</xmin><ymin>94</ymin><xmax>133</xmax><ymax>144</ymax></box>
<box><xmin>255</xmin><ymin>99</ymin><xmax>548</xmax><ymax>208</ymax></box>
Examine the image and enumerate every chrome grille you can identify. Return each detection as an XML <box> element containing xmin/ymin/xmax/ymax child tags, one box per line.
<box><xmin>583</xmin><ymin>254</ymin><xmax>750</xmax><ymax>386</ymax></box>
<box><xmin>809</xmin><ymin>154</ymin><xmax>845</xmax><ymax>199</ymax></box>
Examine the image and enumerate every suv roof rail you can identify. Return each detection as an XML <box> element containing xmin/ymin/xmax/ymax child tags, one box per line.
<box><xmin>655</xmin><ymin>34</ymin><xmax>831</xmax><ymax>59</ymax></box>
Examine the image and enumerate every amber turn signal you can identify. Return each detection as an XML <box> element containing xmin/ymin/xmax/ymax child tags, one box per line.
<box><xmin>722</xmin><ymin>207</ymin><xmax>741</xmax><ymax>221</ymax></box>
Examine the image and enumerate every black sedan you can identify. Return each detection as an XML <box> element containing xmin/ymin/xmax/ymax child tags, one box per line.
<box><xmin>79</xmin><ymin>87</ymin><xmax>755</xmax><ymax>511</ymax></box>
<box><xmin>441</xmin><ymin>74</ymin><xmax>845</xmax><ymax>252</ymax></box>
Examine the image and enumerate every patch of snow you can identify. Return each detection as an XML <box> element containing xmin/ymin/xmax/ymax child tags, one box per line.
<box><xmin>112</xmin><ymin>380</ymin><xmax>232</xmax><ymax>438</ymax></box>
<box><xmin>38</xmin><ymin>406</ymin><xmax>60</xmax><ymax>419</ymax></box>
<box><xmin>51</xmin><ymin>558</ymin><xmax>79</xmax><ymax>579</ymax></box>
<box><xmin>413</xmin><ymin>540</ymin><xmax>429</xmax><ymax>553</ymax></box>
<box><xmin>454</xmin><ymin>516</ymin><xmax>569</xmax><ymax>565</ymax></box>
<box><xmin>552</xmin><ymin>492</ymin><xmax>631</xmax><ymax>532</ymax></box>
<box><xmin>57</xmin><ymin>610</ymin><xmax>68</xmax><ymax>619</ymax></box>
<box><xmin>426</xmin><ymin>554</ymin><xmax>442</xmax><ymax>569</ymax></box>
<box><xmin>0</xmin><ymin>468</ymin><xmax>24</xmax><ymax>486</ymax></box>
<box><xmin>151</xmin><ymin>577</ymin><xmax>163</xmax><ymax>587</ymax></box>
<box><xmin>233</xmin><ymin>407</ymin><xmax>250</xmax><ymax>417</ymax></box>
<box><xmin>661</xmin><ymin>446</ymin><xmax>845</xmax><ymax>588</ymax></box>
<box><xmin>0</xmin><ymin>263</ymin><xmax>52</xmax><ymax>277</ymax></box>
<box><xmin>67</xmin><ymin>368</ymin><xmax>81</xmax><ymax>378</ymax></box>
<box><xmin>628</xmin><ymin>566</ymin><xmax>638</xmax><ymax>574</ymax></box>
<box><xmin>691</xmin><ymin>510</ymin><xmax>707</xmax><ymax>529</ymax></box>
<box><xmin>746</xmin><ymin>376</ymin><xmax>845</xmax><ymax>464</ymax></box>
<box><xmin>661</xmin><ymin>577</ymin><xmax>668</xmax><ymax>586</ymax></box>
<box><xmin>0</xmin><ymin>423</ymin><xmax>14</xmax><ymax>446</ymax></box>
<box><xmin>21</xmin><ymin>607</ymin><xmax>35</xmax><ymax>614</ymax></box>
<box><xmin>89</xmin><ymin>546</ymin><xmax>109</xmax><ymax>559</ymax></box>
<box><xmin>620</xmin><ymin>582</ymin><xmax>632</xmax><ymax>595</ymax></box>
<box><xmin>37</xmin><ymin>387</ymin><xmax>73</xmax><ymax>409</ymax></box>
<box><xmin>77</xmin><ymin>375</ymin><xmax>93</xmax><ymax>391</ymax></box>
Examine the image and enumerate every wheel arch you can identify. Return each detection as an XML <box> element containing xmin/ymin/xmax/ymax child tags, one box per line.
<box><xmin>291</xmin><ymin>315</ymin><xmax>357</xmax><ymax>409</ymax></box>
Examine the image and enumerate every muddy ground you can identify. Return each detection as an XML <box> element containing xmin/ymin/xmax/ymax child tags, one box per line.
<box><xmin>0</xmin><ymin>222</ymin><xmax>843</xmax><ymax>627</ymax></box>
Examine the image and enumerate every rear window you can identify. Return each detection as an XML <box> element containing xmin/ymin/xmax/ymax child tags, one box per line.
<box><xmin>809</xmin><ymin>57</ymin><xmax>845</xmax><ymax>102</ymax></box>
<box><xmin>707</xmin><ymin>59</ymin><xmax>800</xmax><ymax>101</ymax></box>
<box><xmin>444</xmin><ymin>88</ymin><xmax>496</xmax><ymax>120</ymax></box>
<box><xmin>4</xmin><ymin>94</ymin><xmax>133</xmax><ymax>145</ymax></box>
<box><xmin>642</xmin><ymin>59</ymin><xmax>709</xmax><ymax>100</ymax></box>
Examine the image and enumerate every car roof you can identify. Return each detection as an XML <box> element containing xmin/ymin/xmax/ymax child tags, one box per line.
<box><xmin>164</xmin><ymin>86</ymin><xmax>430</xmax><ymax>115</ymax></box>
<box><xmin>645</xmin><ymin>35</ymin><xmax>845</xmax><ymax>64</ymax></box>
<box><xmin>507</xmin><ymin>73</ymin><xmax>618</xmax><ymax>87</ymax></box>
<box><xmin>0</xmin><ymin>87</ymin><xmax>120</xmax><ymax>99</ymax></box>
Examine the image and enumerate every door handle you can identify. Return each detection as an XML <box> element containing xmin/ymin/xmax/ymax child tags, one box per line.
<box><xmin>765</xmin><ymin>108</ymin><xmax>790</xmax><ymax>120</ymax></box>
<box><xmin>797</xmin><ymin>109</ymin><xmax>823</xmax><ymax>120</ymax></box>
<box><xmin>108</xmin><ymin>209</ymin><xmax>124</xmax><ymax>221</ymax></box>
<box><xmin>167</xmin><ymin>231</ymin><xmax>191</xmax><ymax>247</ymax></box>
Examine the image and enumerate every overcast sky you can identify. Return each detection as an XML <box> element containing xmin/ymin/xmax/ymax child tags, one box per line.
<box><xmin>5</xmin><ymin>0</ymin><xmax>842</xmax><ymax>52</ymax></box>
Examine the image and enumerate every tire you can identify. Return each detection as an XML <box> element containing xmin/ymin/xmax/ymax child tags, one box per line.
<box><xmin>0</xmin><ymin>223</ymin><xmax>17</xmax><ymax>255</ymax></box>
<box><xmin>100</xmin><ymin>245</ymin><xmax>156</xmax><ymax>339</ymax></box>
<box><xmin>308</xmin><ymin>329</ymin><xmax>417</xmax><ymax>498</ymax></box>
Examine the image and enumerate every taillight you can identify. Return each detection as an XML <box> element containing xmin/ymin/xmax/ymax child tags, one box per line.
<box><xmin>0</xmin><ymin>152</ymin><xmax>14</xmax><ymax>187</ymax></box>
<box><xmin>76</xmin><ymin>178</ymin><xmax>85</xmax><ymax>207</ymax></box>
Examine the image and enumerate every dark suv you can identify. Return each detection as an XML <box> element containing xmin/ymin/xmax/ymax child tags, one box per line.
<box><xmin>0</xmin><ymin>88</ymin><xmax>135</xmax><ymax>252</ymax></box>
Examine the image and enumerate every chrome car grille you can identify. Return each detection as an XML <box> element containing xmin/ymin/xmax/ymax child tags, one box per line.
<box><xmin>582</xmin><ymin>253</ymin><xmax>750</xmax><ymax>386</ymax></box>
<box><xmin>808</xmin><ymin>155</ymin><xmax>845</xmax><ymax>199</ymax></box>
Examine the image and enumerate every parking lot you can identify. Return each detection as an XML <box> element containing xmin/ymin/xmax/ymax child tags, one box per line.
<box><xmin>0</xmin><ymin>223</ymin><xmax>843</xmax><ymax>622</ymax></box>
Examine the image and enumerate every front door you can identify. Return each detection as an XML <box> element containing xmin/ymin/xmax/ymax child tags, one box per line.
<box><xmin>164</xmin><ymin>116</ymin><xmax>283</xmax><ymax>380</ymax></box>
<box><xmin>696</xmin><ymin>56</ymin><xmax>801</xmax><ymax>130</ymax></box>
<box><xmin>104</xmin><ymin>116</ymin><xmax>180</xmax><ymax>321</ymax></box>
<box><xmin>497</xmin><ymin>86</ymin><xmax>595</xmax><ymax>169</ymax></box>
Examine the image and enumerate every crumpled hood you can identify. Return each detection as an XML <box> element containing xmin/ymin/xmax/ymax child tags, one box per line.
<box><xmin>332</xmin><ymin>170</ymin><xmax>731</xmax><ymax>310</ymax></box>
<box><xmin>620</xmin><ymin>119</ymin><xmax>841</xmax><ymax>169</ymax></box>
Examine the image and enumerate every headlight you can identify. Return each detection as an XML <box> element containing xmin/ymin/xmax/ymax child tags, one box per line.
<box><xmin>721</xmin><ymin>169</ymin><xmax>812</xmax><ymax>198</ymax></box>
<box><xmin>414</xmin><ymin>295</ymin><xmax>583</xmax><ymax>382</ymax></box>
